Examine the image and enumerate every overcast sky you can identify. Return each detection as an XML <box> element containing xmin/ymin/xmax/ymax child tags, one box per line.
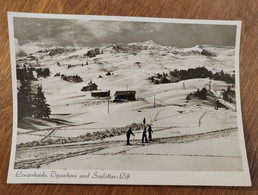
<box><xmin>13</xmin><ymin>17</ymin><xmax>237</xmax><ymax>55</ymax></box>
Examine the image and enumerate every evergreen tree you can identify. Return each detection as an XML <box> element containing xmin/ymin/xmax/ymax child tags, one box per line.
<box><xmin>151</xmin><ymin>76</ymin><xmax>154</xmax><ymax>82</ymax></box>
<box><xmin>154</xmin><ymin>79</ymin><xmax>159</xmax><ymax>84</ymax></box>
<box><xmin>229</xmin><ymin>97</ymin><xmax>233</xmax><ymax>103</ymax></box>
<box><xmin>17</xmin><ymin>79</ymin><xmax>33</xmax><ymax>118</ymax></box>
<box><xmin>199</xmin><ymin>88</ymin><xmax>207</xmax><ymax>100</ymax></box>
<box><xmin>17</xmin><ymin>66</ymin><xmax>30</xmax><ymax>81</ymax></box>
<box><xmin>197</xmin><ymin>89</ymin><xmax>200</xmax><ymax>96</ymax></box>
<box><xmin>227</xmin><ymin>85</ymin><xmax>231</xmax><ymax>93</ymax></box>
<box><xmin>36</xmin><ymin>68</ymin><xmax>50</xmax><ymax>78</ymax></box>
<box><xmin>223</xmin><ymin>91</ymin><xmax>229</xmax><ymax>102</ymax></box>
<box><xmin>43</xmin><ymin>68</ymin><xmax>50</xmax><ymax>77</ymax></box>
<box><xmin>161</xmin><ymin>75</ymin><xmax>170</xmax><ymax>83</ymax></box>
<box><xmin>33</xmin><ymin>85</ymin><xmax>51</xmax><ymax>118</ymax></box>
<box><xmin>28</xmin><ymin>67</ymin><xmax>35</xmax><ymax>80</ymax></box>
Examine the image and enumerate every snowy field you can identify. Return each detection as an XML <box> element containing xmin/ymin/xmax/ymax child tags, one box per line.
<box><xmin>41</xmin><ymin>131</ymin><xmax>242</xmax><ymax>171</ymax></box>
<box><xmin>14</xmin><ymin>41</ymin><xmax>243</xmax><ymax>171</ymax></box>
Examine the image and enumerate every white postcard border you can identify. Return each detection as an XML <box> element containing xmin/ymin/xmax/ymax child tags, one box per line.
<box><xmin>7</xmin><ymin>12</ymin><xmax>251</xmax><ymax>186</ymax></box>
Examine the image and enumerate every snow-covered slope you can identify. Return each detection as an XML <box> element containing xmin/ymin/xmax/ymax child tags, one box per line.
<box><xmin>16</xmin><ymin>41</ymin><xmax>236</xmax><ymax>126</ymax></box>
<box><xmin>15</xmin><ymin>41</ymin><xmax>242</xmax><ymax>172</ymax></box>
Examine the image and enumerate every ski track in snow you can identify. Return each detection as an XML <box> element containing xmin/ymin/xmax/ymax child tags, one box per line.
<box><xmin>14</xmin><ymin>127</ymin><xmax>238</xmax><ymax>169</ymax></box>
<box><xmin>198</xmin><ymin>111</ymin><xmax>207</xmax><ymax>127</ymax></box>
<box><xmin>151</xmin><ymin>109</ymin><xmax>163</xmax><ymax>124</ymax></box>
<box><xmin>18</xmin><ymin>122</ymin><xmax>95</xmax><ymax>134</ymax></box>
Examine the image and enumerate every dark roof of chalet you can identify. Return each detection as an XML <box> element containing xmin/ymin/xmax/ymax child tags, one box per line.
<box><xmin>86</xmin><ymin>83</ymin><xmax>98</xmax><ymax>87</ymax></box>
<box><xmin>114</xmin><ymin>90</ymin><xmax>136</xmax><ymax>96</ymax></box>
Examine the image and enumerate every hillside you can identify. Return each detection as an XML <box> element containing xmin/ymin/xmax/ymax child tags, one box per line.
<box><xmin>14</xmin><ymin>40</ymin><xmax>242</xmax><ymax>171</ymax></box>
<box><xmin>15</xmin><ymin>40</ymin><xmax>236</xmax><ymax>136</ymax></box>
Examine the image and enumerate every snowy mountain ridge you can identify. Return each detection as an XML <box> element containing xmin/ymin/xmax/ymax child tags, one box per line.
<box><xmin>17</xmin><ymin>40</ymin><xmax>235</xmax><ymax>64</ymax></box>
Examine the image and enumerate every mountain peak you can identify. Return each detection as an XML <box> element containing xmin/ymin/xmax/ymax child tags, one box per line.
<box><xmin>140</xmin><ymin>40</ymin><xmax>157</xmax><ymax>45</ymax></box>
<box><xmin>128</xmin><ymin>40</ymin><xmax>159</xmax><ymax>47</ymax></box>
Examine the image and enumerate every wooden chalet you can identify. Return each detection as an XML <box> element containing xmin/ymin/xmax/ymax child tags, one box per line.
<box><xmin>91</xmin><ymin>90</ymin><xmax>110</xmax><ymax>98</ymax></box>
<box><xmin>114</xmin><ymin>90</ymin><xmax>136</xmax><ymax>101</ymax></box>
<box><xmin>81</xmin><ymin>83</ymin><xmax>98</xmax><ymax>91</ymax></box>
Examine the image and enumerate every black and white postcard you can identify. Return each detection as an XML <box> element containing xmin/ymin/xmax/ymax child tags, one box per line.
<box><xmin>7</xmin><ymin>12</ymin><xmax>251</xmax><ymax>186</ymax></box>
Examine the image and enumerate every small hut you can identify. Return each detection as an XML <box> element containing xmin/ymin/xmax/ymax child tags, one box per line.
<box><xmin>91</xmin><ymin>90</ymin><xmax>110</xmax><ymax>98</ymax></box>
<box><xmin>81</xmin><ymin>83</ymin><xmax>98</xmax><ymax>91</ymax></box>
<box><xmin>114</xmin><ymin>90</ymin><xmax>136</xmax><ymax>101</ymax></box>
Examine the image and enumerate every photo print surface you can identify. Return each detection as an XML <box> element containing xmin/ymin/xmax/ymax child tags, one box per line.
<box><xmin>7</xmin><ymin>12</ymin><xmax>251</xmax><ymax>186</ymax></box>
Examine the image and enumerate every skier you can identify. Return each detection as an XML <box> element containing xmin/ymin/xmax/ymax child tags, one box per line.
<box><xmin>143</xmin><ymin>117</ymin><xmax>146</xmax><ymax>125</ymax></box>
<box><xmin>148</xmin><ymin>125</ymin><xmax>153</xmax><ymax>141</ymax></box>
<box><xmin>142</xmin><ymin>126</ymin><xmax>148</xmax><ymax>143</ymax></box>
<box><xmin>126</xmin><ymin>127</ymin><xmax>135</xmax><ymax>145</ymax></box>
<box><xmin>215</xmin><ymin>100</ymin><xmax>220</xmax><ymax>110</ymax></box>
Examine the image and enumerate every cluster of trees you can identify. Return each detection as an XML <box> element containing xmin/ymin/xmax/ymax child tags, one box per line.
<box><xmin>149</xmin><ymin>73</ymin><xmax>171</xmax><ymax>84</ymax></box>
<box><xmin>17</xmin><ymin>66</ymin><xmax>51</xmax><ymax>119</ymax></box>
<box><xmin>195</xmin><ymin>88</ymin><xmax>208</xmax><ymax>100</ymax></box>
<box><xmin>18</xmin><ymin>79</ymin><xmax>33</xmax><ymax>118</ymax></box>
<box><xmin>17</xmin><ymin>66</ymin><xmax>37</xmax><ymax>81</ymax></box>
<box><xmin>18</xmin><ymin>82</ymin><xmax>51</xmax><ymax>119</ymax></box>
<box><xmin>222</xmin><ymin>86</ymin><xmax>235</xmax><ymax>103</ymax></box>
<box><xmin>169</xmin><ymin>67</ymin><xmax>213</xmax><ymax>80</ymax></box>
<box><xmin>149</xmin><ymin>67</ymin><xmax>235</xmax><ymax>84</ymax></box>
<box><xmin>213</xmin><ymin>71</ymin><xmax>235</xmax><ymax>84</ymax></box>
<box><xmin>106</xmin><ymin>71</ymin><xmax>112</xmax><ymax>76</ymax></box>
<box><xmin>32</xmin><ymin>85</ymin><xmax>51</xmax><ymax>118</ymax></box>
<box><xmin>54</xmin><ymin>73</ymin><xmax>83</xmax><ymax>83</ymax></box>
<box><xmin>17</xmin><ymin>66</ymin><xmax>50</xmax><ymax>80</ymax></box>
<box><xmin>35</xmin><ymin>68</ymin><xmax>50</xmax><ymax>78</ymax></box>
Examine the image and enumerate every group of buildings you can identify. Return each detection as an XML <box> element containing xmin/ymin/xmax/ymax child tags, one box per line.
<box><xmin>81</xmin><ymin>81</ymin><xmax>136</xmax><ymax>102</ymax></box>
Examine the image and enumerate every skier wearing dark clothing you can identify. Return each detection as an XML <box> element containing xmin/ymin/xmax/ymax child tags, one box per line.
<box><xmin>126</xmin><ymin>127</ymin><xmax>135</xmax><ymax>145</ymax></box>
<box><xmin>148</xmin><ymin>125</ymin><xmax>153</xmax><ymax>141</ymax></box>
<box><xmin>142</xmin><ymin>126</ymin><xmax>148</xmax><ymax>143</ymax></box>
<box><xmin>143</xmin><ymin>118</ymin><xmax>146</xmax><ymax>125</ymax></box>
